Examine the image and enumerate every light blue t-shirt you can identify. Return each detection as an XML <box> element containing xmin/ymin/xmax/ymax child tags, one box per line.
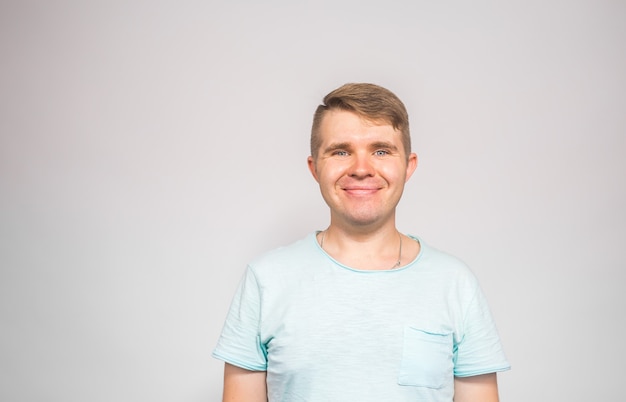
<box><xmin>213</xmin><ymin>233</ymin><xmax>510</xmax><ymax>401</ymax></box>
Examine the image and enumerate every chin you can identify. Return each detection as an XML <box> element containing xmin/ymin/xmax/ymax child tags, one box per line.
<box><xmin>344</xmin><ymin>213</ymin><xmax>385</xmax><ymax>227</ymax></box>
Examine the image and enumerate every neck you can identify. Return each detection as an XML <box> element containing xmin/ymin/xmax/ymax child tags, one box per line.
<box><xmin>327</xmin><ymin>209</ymin><xmax>399</xmax><ymax>239</ymax></box>
<box><xmin>318</xmin><ymin>224</ymin><xmax>404</xmax><ymax>270</ymax></box>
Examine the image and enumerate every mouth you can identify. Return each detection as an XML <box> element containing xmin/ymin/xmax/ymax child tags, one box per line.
<box><xmin>342</xmin><ymin>187</ymin><xmax>380</xmax><ymax>196</ymax></box>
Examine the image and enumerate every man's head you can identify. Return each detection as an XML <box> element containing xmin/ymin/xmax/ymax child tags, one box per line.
<box><xmin>307</xmin><ymin>83</ymin><xmax>418</xmax><ymax>230</ymax></box>
<box><xmin>310</xmin><ymin>83</ymin><xmax>411</xmax><ymax>161</ymax></box>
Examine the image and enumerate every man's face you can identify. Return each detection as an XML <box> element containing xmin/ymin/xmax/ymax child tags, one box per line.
<box><xmin>307</xmin><ymin>110</ymin><xmax>417</xmax><ymax>230</ymax></box>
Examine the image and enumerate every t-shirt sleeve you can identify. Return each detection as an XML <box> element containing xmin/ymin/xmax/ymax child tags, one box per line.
<box><xmin>453</xmin><ymin>283</ymin><xmax>510</xmax><ymax>377</ymax></box>
<box><xmin>212</xmin><ymin>266</ymin><xmax>268</xmax><ymax>371</ymax></box>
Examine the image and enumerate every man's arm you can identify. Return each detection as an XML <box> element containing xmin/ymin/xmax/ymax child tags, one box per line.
<box><xmin>222</xmin><ymin>363</ymin><xmax>267</xmax><ymax>402</ymax></box>
<box><xmin>453</xmin><ymin>373</ymin><xmax>500</xmax><ymax>402</ymax></box>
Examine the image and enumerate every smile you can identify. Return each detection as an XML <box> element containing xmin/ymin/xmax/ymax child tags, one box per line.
<box><xmin>343</xmin><ymin>187</ymin><xmax>380</xmax><ymax>196</ymax></box>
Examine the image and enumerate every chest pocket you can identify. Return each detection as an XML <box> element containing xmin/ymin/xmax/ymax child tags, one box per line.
<box><xmin>398</xmin><ymin>327</ymin><xmax>454</xmax><ymax>389</ymax></box>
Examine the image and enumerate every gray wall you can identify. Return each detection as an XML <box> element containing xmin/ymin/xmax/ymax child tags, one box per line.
<box><xmin>1</xmin><ymin>1</ymin><xmax>624</xmax><ymax>401</ymax></box>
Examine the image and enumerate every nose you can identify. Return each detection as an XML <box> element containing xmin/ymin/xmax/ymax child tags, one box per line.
<box><xmin>349</xmin><ymin>153</ymin><xmax>375</xmax><ymax>178</ymax></box>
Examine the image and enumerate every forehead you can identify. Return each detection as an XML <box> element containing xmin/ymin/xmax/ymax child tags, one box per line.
<box><xmin>318</xmin><ymin>110</ymin><xmax>398</xmax><ymax>143</ymax></box>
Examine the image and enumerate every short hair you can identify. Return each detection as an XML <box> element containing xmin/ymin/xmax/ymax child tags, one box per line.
<box><xmin>310</xmin><ymin>83</ymin><xmax>411</xmax><ymax>160</ymax></box>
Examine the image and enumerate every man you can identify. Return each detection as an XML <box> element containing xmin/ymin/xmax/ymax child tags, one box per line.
<box><xmin>213</xmin><ymin>83</ymin><xmax>510</xmax><ymax>401</ymax></box>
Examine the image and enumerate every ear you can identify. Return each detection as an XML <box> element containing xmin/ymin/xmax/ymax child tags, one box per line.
<box><xmin>404</xmin><ymin>153</ymin><xmax>418</xmax><ymax>182</ymax></box>
<box><xmin>307</xmin><ymin>156</ymin><xmax>320</xmax><ymax>182</ymax></box>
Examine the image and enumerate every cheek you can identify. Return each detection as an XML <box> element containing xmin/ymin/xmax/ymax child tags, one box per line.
<box><xmin>379</xmin><ymin>165</ymin><xmax>405</xmax><ymax>181</ymax></box>
<box><xmin>318</xmin><ymin>164</ymin><xmax>345</xmax><ymax>183</ymax></box>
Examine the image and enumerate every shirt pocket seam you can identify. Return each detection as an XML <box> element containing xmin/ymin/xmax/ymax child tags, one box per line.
<box><xmin>398</xmin><ymin>326</ymin><xmax>454</xmax><ymax>389</ymax></box>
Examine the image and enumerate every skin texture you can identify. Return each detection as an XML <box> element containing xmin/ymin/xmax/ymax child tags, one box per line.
<box><xmin>222</xmin><ymin>363</ymin><xmax>267</xmax><ymax>402</ymax></box>
<box><xmin>221</xmin><ymin>109</ymin><xmax>501</xmax><ymax>401</ymax></box>
<box><xmin>307</xmin><ymin>110</ymin><xmax>419</xmax><ymax>270</ymax></box>
<box><xmin>308</xmin><ymin>110</ymin><xmax>416</xmax><ymax>234</ymax></box>
<box><xmin>453</xmin><ymin>373</ymin><xmax>500</xmax><ymax>402</ymax></box>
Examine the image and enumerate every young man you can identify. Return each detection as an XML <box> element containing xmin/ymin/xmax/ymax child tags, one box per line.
<box><xmin>213</xmin><ymin>83</ymin><xmax>510</xmax><ymax>401</ymax></box>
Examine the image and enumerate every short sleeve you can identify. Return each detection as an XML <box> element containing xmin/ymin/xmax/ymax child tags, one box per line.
<box><xmin>212</xmin><ymin>267</ymin><xmax>268</xmax><ymax>371</ymax></box>
<box><xmin>453</xmin><ymin>284</ymin><xmax>510</xmax><ymax>377</ymax></box>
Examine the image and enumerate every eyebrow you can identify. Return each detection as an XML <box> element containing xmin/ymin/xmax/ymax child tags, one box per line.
<box><xmin>322</xmin><ymin>142</ymin><xmax>353</xmax><ymax>154</ymax></box>
<box><xmin>369</xmin><ymin>141</ymin><xmax>399</xmax><ymax>152</ymax></box>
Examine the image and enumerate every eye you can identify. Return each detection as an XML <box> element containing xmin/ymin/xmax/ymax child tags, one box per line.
<box><xmin>374</xmin><ymin>150</ymin><xmax>389</xmax><ymax>156</ymax></box>
<box><xmin>333</xmin><ymin>150</ymin><xmax>349</xmax><ymax>157</ymax></box>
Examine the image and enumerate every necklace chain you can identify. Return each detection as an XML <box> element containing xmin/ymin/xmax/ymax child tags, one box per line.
<box><xmin>319</xmin><ymin>230</ymin><xmax>403</xmax><ymax>270</ymax></box>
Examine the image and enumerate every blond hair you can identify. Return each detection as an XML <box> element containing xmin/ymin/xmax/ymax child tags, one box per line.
<box><xmin>310</xmin><ymin>83</ymin><xmax>411</xmax><ymax>159</ymax></box>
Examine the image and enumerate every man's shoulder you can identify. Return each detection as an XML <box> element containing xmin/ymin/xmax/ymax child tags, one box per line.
<box><xmin>416</xmin><ymin>237</ymin><xmax>477</xmax><ymax>278</ymax></box>
<box><xmin>248</xmin><ymin>232</ymin><xmax>318</xmax><ymax>273</ymax></box>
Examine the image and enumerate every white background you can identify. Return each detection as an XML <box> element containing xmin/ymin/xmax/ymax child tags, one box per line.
<box><xmin>1</xmin><ymin>1</ymin><xmax>624</xmax><ymax>401</ymax></box>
